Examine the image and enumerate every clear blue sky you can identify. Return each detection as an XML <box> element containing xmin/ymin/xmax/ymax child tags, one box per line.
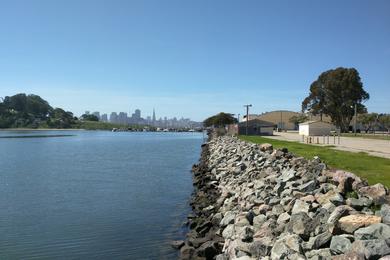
<box><xmin>1</xmin><ymin>0</ymin><xmax>389</xmax><ymax>121</ymax></box>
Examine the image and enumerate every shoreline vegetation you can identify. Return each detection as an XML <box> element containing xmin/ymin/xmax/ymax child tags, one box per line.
<box><xmin>0</xmin><ymin>121</ymin><xmax>145</xmax><ymax>131</ymax></box>
<box><xmin>0</xmin><ymin>93</ymin><xmax>202</xmax><ymax>131</ymax></box>
<box><xmin>0</xmin><ymin>93</ymin><xmax>151</xmax><ymax>131</ymax></box>
<box><xmin>179</xmin><ymin>133</ymin><xmax>390</xmax><ymax>259</ymax></box>
<box><xmin>0</xmin><ymin>134</ymin><xmax>75</xmax><ymax>138</ymax></box>
<box><xmin>0</xmin><ymin>128</ymin><xmax>83</xmax><ymax>131</ymax></box>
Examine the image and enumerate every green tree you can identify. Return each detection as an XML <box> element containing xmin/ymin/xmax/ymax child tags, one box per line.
<box><xmin>378</xmin><ymin>114</ymin><xmax>390</xmax><ymax>132</ymax></box>
<box><xmin>47</xmin><ymin>108</ymin><xmax>77</xmax><ymax>128</ymax></box>
<box><xmin>0</xmin><ymin>93</ymin><xmax>53</xmax><ymax>128</ymax></box>
<box><xmin>3</xmin><ymin>93</ymin><xmax>28</xmax><ymax>113</ymax></box>
<box><xmin>0</xmin><ymin>97</ymin><xmax>6</xmax><ymax>113</ymax></box>
<box><xmin>0</xmin><ymin>98</ymin><xmax>12</xmax><ymax>128</ymax></box>
<box><xmin>26</xmin><ymin>94</ymin><xmax>52</xmax><ymax>118</ymax></box>
<box><xmin>302</xmin><ymin>81</ymin><xmax>327</xmax><ymax>120</ymax></box>
<box><xmin>203</xmin><ymin>112</ymin><xmax>237</xmax><ymax>127</ymax></box>
<box><xmin>81</xmin><ymin>114</ymin><xmax>99</xmax><ymax>121</ymax></box>
<box><xmin>302</xmin><ymin>67</ymin><xmax>369</xmax><ymax>132</ymax></box>
<box><xmin>358</xmin><ymin>113</ymin><xmax>378</xmax><ymax>133</ymax></box>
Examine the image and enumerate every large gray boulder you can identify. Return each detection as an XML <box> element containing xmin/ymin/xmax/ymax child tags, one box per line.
<box><xmin>270</xmin><ymin>234</ymin><xmax>303</xmax><ymax>260</ymax></box>
<box><xmin>291</xmin><ymin>200</ymin><xmax>310</xmax><ymax>215</ymax></box>
<box><xmin>330</xmin><ymin>235</ymin><xmax>353</xmax><ymax>254</ymax></box>
<box><xmin>235</xmin><ymin>213</ymin><xmax>251</xmax><ymax>227</ymax></box>
<box><xmin>354</xmin><ymin>223</ymin><xmax>390</xmax><ymax>240</ymax></box>
<box><xmin>253</xmin><ymin>220</ymin><xmax>276</xmax><ymax>240</ymax></box>
<box><xmin>316</xmin><ymin>190</ymin><xmax>344</xmax><ymax>206</ymax></box>
<box><xmin>222</xmin><ymin>224</ymin><xmax>236</xmax><ymax>240</ymax></box>
<box><xmin>212</xmin><ymin>212</ymin><xmax>223</xmax><ymax>226</ymax></box>
<box><xmin>350</xmin><ymin>239</ymin><xmax>390</xmax><ymax>259</ymax></box>
<box><xmin>305</xmin><ymin>248</ymin><xmax>332</xmax><ymax>260</ymax></box>
<box><xmin>305</xmin><ymin>231</ymin><xmax>332</xmax><ymax>250</ymax></box>
<box><xmin>381</xmin><ymin>204</ymin><xmax>390</xmax><ymax>224</ymax></box>
<box><xmin>248</xmin><ymin>237</ymin><xmax>273</xmax><ymax>258</ymax></box>
<box><xmin>325</xmin><ymin>170</ymin><xmax>366</xmax><ymax>194</ymax></box>
<box><xmin>297</xmin><ymin>180</ymin><xmax>317</xmax><ymax>193</ymax></box>
<box><xmin>252</xmin><ymin>214</ymin><xmax>267</xmax><ymax>229</ymax></box>
<box><xmin>287</xmin><ymin>212</ymin><xmax>313</xmax><ymax>238</ymax></box>
<box><xmin>281</xmin><ymin>168</ymin><xmax>296</xmax><ymax>183</ymax></box>
<box><xmin>346</xmin><ymin>197</ymin><xmax>372</xmax><ymax>210</ymax></box>
<box><xmin>327</xmin><ymin>205</ymin><xmax>357</xmax><ymax>234</ymax></box>
<box><xmin>220</xmin><ymin>211</ymin><xmax>236</xmax><ymax>227</ymax></box>
<box><xmin>196</xmin><ymin>241</ymin><xmax>219</xmax><ymax>259</ymax></box>
<box><xmin>359</xmin><ymin>183</ymin><xmax>388</xmax><ymax>204</ymax></box>
<box><xmin>277</xmin><ymin>212</ymin><xmax>291</xmax><ymax>225</ymax></box>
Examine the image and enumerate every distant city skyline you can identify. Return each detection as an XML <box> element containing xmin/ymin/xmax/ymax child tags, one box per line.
<box><xmin>84</xmin><ymin>108</ymin><xmax>202</xmax><ymax>127</ymax></box>
<box><xmin>84</xmin><ymin>108</ymin><xmax>199</xmax><ymax>121</ymax></box>
<box><xmin>1</xmin><ymin>1</ymin><xmax>390</xmax><ymax>120</ymax></box>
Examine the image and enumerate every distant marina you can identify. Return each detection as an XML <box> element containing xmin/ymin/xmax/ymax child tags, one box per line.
<box><xmin>111</xmin><ymin>126</ymin><xmax>202</xmax><ymax>132</ymax></box>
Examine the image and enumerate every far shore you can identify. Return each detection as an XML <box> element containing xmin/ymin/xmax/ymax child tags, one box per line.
<box><xmin>0</xmin><ymin>128</ymin><xmax>87</xmax><ymax>131</ymax></box>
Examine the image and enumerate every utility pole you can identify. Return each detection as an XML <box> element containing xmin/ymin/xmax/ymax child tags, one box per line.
<box><xmin>280</xmin><ymin>111</ymin><xmax>283</xmax><ymax>131</ymax></box>
<box><xmin>244</xmin><ymin>104</ymin><xmax>252</xmax><ymax>136</ymax></box>
<box><xmin>354</xmin><ymin>103</ymin><xmax>357</xmax><ymax>136</ymax></box>
<box><xmin>237</xmin><ymin>113</ymin><xmax>240</xmax><ymax>123</ymax></box>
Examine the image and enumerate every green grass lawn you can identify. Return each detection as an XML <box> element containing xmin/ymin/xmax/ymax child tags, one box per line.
<box><xmin>239</xmin><ymin>135</ymin><xmax>390</xmax><ymax>187</ymax></box>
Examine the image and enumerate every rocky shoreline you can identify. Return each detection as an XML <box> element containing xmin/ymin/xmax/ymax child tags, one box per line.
<box><xmin>178</xmin><ymin>134</ymin><xmax>390</xmax><ymax>259</ymax></box>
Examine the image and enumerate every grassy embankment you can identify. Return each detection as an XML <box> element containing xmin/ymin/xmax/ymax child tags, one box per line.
<box><xmin>239</xmin><ymin>135</ymin><xmax>390</xmax><ymax>187</ymax></box>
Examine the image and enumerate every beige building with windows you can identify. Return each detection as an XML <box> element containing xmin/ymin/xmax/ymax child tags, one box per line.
<box><xmin>242</xmin><ymin>110</ymin><xmax>300</xmax><ymax>130</ymax></box>
<box><xmin>242</xmin><ymin>110</ymin><xmax>333</xmax><ymax>131</ymax></box>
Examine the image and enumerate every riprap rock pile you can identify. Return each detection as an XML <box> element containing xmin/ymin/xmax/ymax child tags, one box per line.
<box><xmin>181</xmin><ymin>135</ymin><xmax>390</xmax><ymax>260</ymax></box>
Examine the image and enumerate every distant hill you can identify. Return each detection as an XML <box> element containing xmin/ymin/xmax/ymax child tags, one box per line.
<box><xmin>0</xmin><ymin>93</ymin><xmax>127</xmax><ymax>130</ymax></box>
<box><xmin>0</xmin><ymin>93</ymin><xmax>78</xmax><ymax>129</ymax></box>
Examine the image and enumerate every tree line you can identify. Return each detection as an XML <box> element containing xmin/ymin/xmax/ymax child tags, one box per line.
<box><xmin>203</xmin><ymin>112</ymin><xmax>237</xmax><ymax>127</ymax></box>
<box><xmin>357</xmin><ymin>113</ymin><xmax>390</xmax><ymax>133</ymax></box>
<box><xmin>0</xmin><ymin>93</ymin><xmax>98</xmax><ymax>129</ymax></box>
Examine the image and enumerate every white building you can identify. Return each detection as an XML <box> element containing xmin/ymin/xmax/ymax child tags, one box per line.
<box><xmin>299</xmin><ymin>121</ymin><xmax>335</xmax><ymax>136</ymax></box>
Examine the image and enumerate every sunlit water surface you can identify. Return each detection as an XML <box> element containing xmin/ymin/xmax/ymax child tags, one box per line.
<box><xmin>0</xmin><ymin>130</ymin><xmax>203</xmax><ymax>259</ymax></box>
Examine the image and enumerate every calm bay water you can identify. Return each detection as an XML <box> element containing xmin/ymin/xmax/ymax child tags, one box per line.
<box><xmin>0</xmin><ymin>130</ymin><xmax>203</xmax><ymax>259</ymax></box>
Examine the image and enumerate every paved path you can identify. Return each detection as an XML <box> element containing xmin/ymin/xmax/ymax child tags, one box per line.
<box><xmin>267</xmin><ymin>132</ymin><xmax>390</xmax><ymax>159</ymax></box>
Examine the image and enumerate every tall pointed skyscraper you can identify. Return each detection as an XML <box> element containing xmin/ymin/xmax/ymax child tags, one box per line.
<box><xmin>152</xmin><ymin>108</ymin><xmax>156</xmax><ymax>126</ymax></box>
